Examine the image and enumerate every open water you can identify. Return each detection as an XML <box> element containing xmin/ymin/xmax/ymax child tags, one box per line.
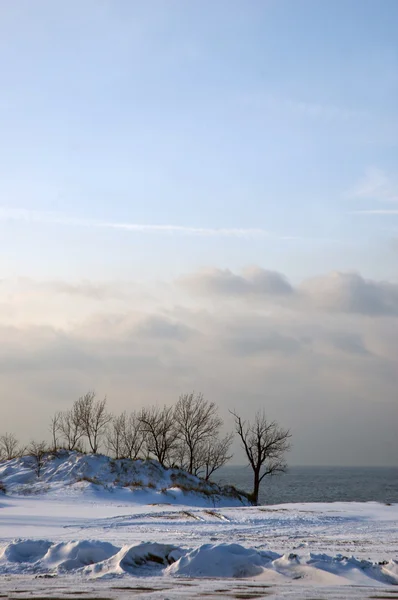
<box><xmin>215</xmin><ymin>465</ymin><xmax>398</xmax><ymax>505</ymax></box>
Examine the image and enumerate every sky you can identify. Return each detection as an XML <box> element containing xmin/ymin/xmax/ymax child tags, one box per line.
<box><xmin>0</xmin><ymin>0</ymin><xmax>397</xmax><ymax>466</ymax></box>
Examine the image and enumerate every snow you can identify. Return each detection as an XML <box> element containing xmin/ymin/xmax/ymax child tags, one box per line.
<box><xmin>0</xmin><ymin>453</ymin><xmax>397</xmax><ymax>598</ymax></box>
<box><xmin>0</xmin><ymin>450</ymin><xmax>247</xmax><ymax>507</ymax></box>
<box><xmin>166</xmin><ymin>543</ymin><xmax>271</xmax><ymax>578</ymax></box>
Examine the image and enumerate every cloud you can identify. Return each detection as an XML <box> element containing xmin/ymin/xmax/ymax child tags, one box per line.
<box><xmin>0</xmin><ymin>207</ymin><xmax>271</xmax><ymax>238</ymax></box>
<box><xmin>134</xmin><ymin>315</ymin><xmax>195</xmax><ymax>341</ymax></box>
<box><xmin>348</xmin><ymin>168</ymin><xmax>398</xmax><ymax>204</ymax></box>
<box><xmin>179</xmin><ymin>267</ymin><xmax>293</xmax><ymax>296</ymax></box>
<box><xmin>242</xmin><ymin>92</ymin><xmax>367</xmax><ymax>121</ymax></box>
<box><xmin>324</xmin><ymin>332</ymin><xmax>370</xmax><ymax>356</ymax></box>
<box><xmin>354</xmin><ymin>209</ymin><xmax>398</xmax><ymax>215</ymax></box>
<box><xmin>226</xmin><ymin>331</ymin><xmax>302</xmax><ymax>356</ymax></box>
<box><xmin>0</xmin><ymin>283</ymin><xmax>397</xmax><ymax>466</ymax></box>
<box><xmin>41</xmin><ymin>280</ymin><xmax>127</xmax><ymax>300</ymax></box>
<box><xmin>285</xmin><ymin>98</ymin><xmax>366</xmax><ymax>121</ymax></box>
<box><xmin>0</xmin><ymin>325</ymin><xmax>99</xmax><ymax>374</ymax></box>
<box><xmin>301</xmin><ymin>272</ymin><xmax>398</xmax><ymax>316</ymax></box>
<box><xmin>181</xmin><ymin>267</ymin><xmax>398</xmax><ymax>317</ymax></box>
<box><xmin>0</xmin><ymin>207</ymin><xmax>344</xmax><ymax>243</ymax></box>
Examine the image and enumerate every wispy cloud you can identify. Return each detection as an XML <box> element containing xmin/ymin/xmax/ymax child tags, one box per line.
<box><xmin>0</xmin><ymin>207</ymin><xmax>271</xmax><ymax>238</ymax></box>
<box><xmin>354</xmin><ymin>210</ymin><xmax>398</xmax><ymax>215</ymax></box>
<box><xmin>347</xmin><ymin>168</ymin><xmax>398</xmax><ymax>203</ymax></box>
<box><xmin>104</xmin><ymin>222</ymin><xmax>270</xmax><ymax>237</ymax></box>
<box><xmin>0</xmin><ymin>207</ymin><xmax>347</xmax><ymax>244</ymax></box>
<box><xmin>284</xmin><ymin>98</ymin><xmax>367</xmax><ymax>121</ymax></box>
<box><xmin>0</xmin><ymin>207</ymin><xmax>339</xmax><ymax>242</ymax></box>
<box><xmin>241</xmin><ymin>92</ymin><xmax>367</xmax><ymax>121</ymax></box>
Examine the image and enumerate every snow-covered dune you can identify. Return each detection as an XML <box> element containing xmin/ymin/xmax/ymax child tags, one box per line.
<box><xmin>0</xmin><ymin>450</ymin><xmax>248</xmax><ymax>507</ymax></box>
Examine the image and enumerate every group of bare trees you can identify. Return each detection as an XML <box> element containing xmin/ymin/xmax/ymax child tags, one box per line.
<box><xmin>0</xmin><ymin>432</ymin><xmax>23</xmax><ymax>461</ymax></box>
<box><xmin>1</xmin><ymin>391</ymin><xmax>291</xmax><ymax>504</ymax></box>
<box><xmin>47</xmin><ymin>391</ymin><xmax>233</xmax><ymax>481</ymax></box>
<box><xmin>136</xmin><ymin>393</ymin><xmax>235</xmax><ymax>480</ymax></box>
<box><xmin>50</xmin><ymin>392</ymin><xmax>111</xmax><ymax>454</ymax></box>
<box><xmin>0</xmin><ymin>434</ymin><xmax>48</xmax><ymax>478</ymax></box>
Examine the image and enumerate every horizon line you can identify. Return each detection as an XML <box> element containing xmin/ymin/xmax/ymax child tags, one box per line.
<box><xmin>224</xmin><ymin>463</ymin><xmax>396</xmax><ymax>469</ymax></box>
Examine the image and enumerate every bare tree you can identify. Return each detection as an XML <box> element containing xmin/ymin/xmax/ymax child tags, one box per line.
<box><xmin>76</xmin><ymin>392</ymin><xmax>111</xmax><ymax>454</ymax></box>
<box><xmin>59</xmin><ymin>403</ymin><xmax>84</xmax><ymax>451</ymax></box>
<box><xmin>28</xmin><ymin>441</ymin><xmax>48</xmax><ymax>478</ymax></box>
<box><xmin>231</xmin><ymin>410</ymin><xmax>291</xmax><ymax>505</ymax></box>
<box><xmin>139</xmin><ymin>405</ymin><xmax>176</xmax><ymax>467</ymax></box>
<box><xmin>174</xmin><ymin>392</ymin><xmax>223</xmax><ymax>475</ymax></box>
<box><xmin>199</xmin><ymin>433</ymin><xmax>234</xmax><ymax>480</ymax></box>
<box><xmin>106</xmin><ymin>413</ymin><xmax>125</xmax><ymax>459</ymax></box>
<box><xmin>120</xmin><ymin>411</ymin><xmax>144</xmax><ymax>460</ymax></box>
<box><xmin>49</xmin><ymin>412</ymin><xmax>62</xmax><ymax>453</ymax></box>
<box><xmin>0</xmin><ymin>433</ymin><xmax>24</xmax><ymax>461</ymax></box>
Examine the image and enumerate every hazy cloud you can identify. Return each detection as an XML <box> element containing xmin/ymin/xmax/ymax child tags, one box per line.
<box><xmin>134</xmin><ymin>315</ymin><xmax>195</xmax><ymax>341</ymax></box>
<box><xmin>180</xmin><ymin>267</ymin><xmax>293</xmax><ymax>296</ymax></box>
<box><xmin>181</xmin><ymin>267</ymin><xmax>398</xmax><ymax>317</ymax></box>
<box><xmin>0</xmin><ymin>269</ymin><xmax>397</xmax><ymax>465</ymax></box>
<box><xmin>302</xmin><ymin>272</ymin><xmax>398</xmax><ymax>316</ymax></box>
<box><xmin>348</xmin><ymin>168</ymin><xmax>398</xmax><ymax>203</ymax></box>
<box><xmin>42</xmin><ymin>280</ymin><xmax>127</xmax><ymax>300</ymax></box>
<box><xmin>226</xmin><ymin>331</ymin><xmax>302</xmax><ymax>356</ymax></box>
<box><xmin>325</xmin><ymin>332</ymin><xmax>370</xmax><ymax>356</ymax></box>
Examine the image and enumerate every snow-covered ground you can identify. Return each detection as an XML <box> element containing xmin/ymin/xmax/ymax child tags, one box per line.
<box><xmin>0</xmin><ymin>453</ymin><xmax>397</xmax><ymax>598</ymax></box>
<box><xmin>0</xmin><ymin>451</ymin><xmax>247</xmax><ymax>507</ymax></box>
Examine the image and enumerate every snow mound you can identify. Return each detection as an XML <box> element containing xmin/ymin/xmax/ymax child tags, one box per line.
<box><xmin>43</xmin><ymin>540</ymin><xmax>119</xmax><ymax>572</ymax></box>
<box><xmin>0</xmin><ymin>451</ymin><xmax>248</xmax><ymax>507</ymax></box>
<box><xmin>0</xmin><ymin>538</ymin><xmax>397</xmax><ymax>586</ymax></box>
<box><xmin>0</xmin><ymin>540</ymin><xmax>182</xmax><ymax>577</ymax></box>
<box><xmin>85</xmin><ymin>542</ymin><xmax>183</xmax><ymax>577</ymax></box>
<box><xmin>166</xmin><ymin>543</ymin><xmax>274</xmax><ymax>578</ymax></box>
<box><xmin>1</xmin><ymin>539</ymin><xmax>52</xmax><ymax>564</ymax></box>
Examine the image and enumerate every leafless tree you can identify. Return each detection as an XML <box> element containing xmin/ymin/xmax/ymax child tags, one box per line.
<box><xmin>231</xmin><ymin>410</ymin><xmax>291</xmax><ymax>505</ymax></box>
<box><xmin>120</xmin><ymin>411</ymin><xmax>144</xmax><ymax>460</ymax></box>
<box><xmin>49</xmin><ymin>412</ymin><xmax>62</xmax><ymax>452</ymax></box>
<box><xmin>28</xmin><ymin>441</ymin><xmax>48</xmax><ymax>478</ymax></box>
<box><xmin>106</xmin><ymin>413</ymin><xmax>125</xmax><ymax>459</ymax></box>
<box><xmin>174</xmin><ymin>392</ymin><xmax>223</xmax><ymax>475</ymax></box>
<box><xmin>59</xmin><ymin>403</ymin><xmax>84</xmax><ymax>451</ymax></box>
<box><xmin>199</xmin><ymin>433</ymin><xmax>234</xmax><ymax>480</ymax></box>
<box><xmin>0</xmin><ymin>433</ymin><xmax>24</xmax><ymax>461</ymax></box>
<box><xmin>139</xmin><ymin>405</ymin><xmax>176</xmax><ymax>467</ymax></box>
<box><xmin>76</xmin><ymin>392</ymin><xmax>112</xmax><ymax>454</ymax></box>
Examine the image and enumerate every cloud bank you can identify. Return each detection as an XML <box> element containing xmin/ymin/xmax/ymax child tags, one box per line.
<box><xmin>0</xmin><ymin>267</ymin><xmax>397</xmax><ymax>466</ymax></box>
<box><xmin>181</xmin><ymin>268</ymin><xmax>398</xmax><ymax>316</ymax></box>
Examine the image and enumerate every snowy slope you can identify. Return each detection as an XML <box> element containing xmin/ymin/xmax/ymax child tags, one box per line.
<box><xmin>0</xmin><ymin>450</ymin><xmax>248</xmax><ymax>507</ymax></box>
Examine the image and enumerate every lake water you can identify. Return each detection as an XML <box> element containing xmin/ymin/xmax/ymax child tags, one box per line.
<box><xmin>215</xmin><ymin>465</ymin><xmax>398</xmax><ymax>505</ymax></box>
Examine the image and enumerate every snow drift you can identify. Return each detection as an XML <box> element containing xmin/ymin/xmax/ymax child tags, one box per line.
<box><xmin>0</xmin><ymin>538</ymin><xmax>397</xmax><ymax>586</ymax></box>
<box><xmin>0</xmin><ymin>450</ymin><xmax>248</xmax><ymax>507</ymax></box>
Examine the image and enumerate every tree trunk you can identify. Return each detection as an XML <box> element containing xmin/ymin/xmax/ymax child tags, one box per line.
<box><xmin>251</xmin><ymin>469</ymin><xmax>261</xmax><ymax>505</ymax></box>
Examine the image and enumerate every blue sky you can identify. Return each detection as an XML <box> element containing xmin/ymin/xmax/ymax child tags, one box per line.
<box><xmin>0</xmin><ymin>1</ymin><xmax>397</xmax><ymax>464</ymax></box>
<box><xmin>1</xmin><ymin>0</ymin><xmax>397</xmax><ymax>279</ymax></box>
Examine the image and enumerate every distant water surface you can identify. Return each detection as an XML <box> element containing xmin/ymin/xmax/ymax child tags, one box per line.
<box><xmin>215</xmin><ymin>466</ymin><xmax>398</xmax><ymax>505</ymax></box>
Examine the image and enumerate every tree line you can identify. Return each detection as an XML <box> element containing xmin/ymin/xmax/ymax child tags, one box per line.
<box><xmin>0</xmin><ymin>391</ymin><xmax>291</xmax><ymax>504</ymax></box>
